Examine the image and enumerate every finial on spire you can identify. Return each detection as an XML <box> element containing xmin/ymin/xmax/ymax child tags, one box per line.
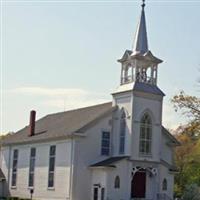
<box><xmin>142</xmin><ymin>0</ymin><xmax>145</xmax><ymax>9</ymax></box>
<box><xmin>132</xmin><ymin>0</ymin><xmax>148</xmax><ymax>55</ymax></box>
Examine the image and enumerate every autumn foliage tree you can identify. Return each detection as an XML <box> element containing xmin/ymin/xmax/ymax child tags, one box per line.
<box><xmin>172</xmin><ymin>91</ymin><xmax>200</xmax><ymax>197</ymax></box>
<box><xmin>172</xmin><ymin>91</ymin><xmax>200</xmax><ymax>138</ymax></box>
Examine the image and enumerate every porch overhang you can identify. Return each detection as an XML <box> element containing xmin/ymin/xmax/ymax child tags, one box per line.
<box><xmin>89</xmin><ymin>156</ymin><xmax>129</xmax><ymax>168</ymax></box>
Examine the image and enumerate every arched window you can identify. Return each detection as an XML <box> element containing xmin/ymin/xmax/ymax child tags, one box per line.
<box><xmin>119</xmin><ymin>109</ymin><xmax>126</xmax><ymax>154</ymax></box>
<box><xmin>139</xmin><ymin>113</ymin><xmax>152</xmax><ymax>155</ymax></box>
<box><xmin>162</xmin><ymin>178</ymin><xmax>167</xmax><ymax>191</ymax></box>
<box><xmin>114</xmin><ymin>176</ymin><xmax>120</xmax><ymax>189</ymax></box>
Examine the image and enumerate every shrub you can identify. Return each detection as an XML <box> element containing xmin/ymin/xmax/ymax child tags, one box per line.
<box><xmin>182</xmin><ymin>184</ymin><xmax>200</xmax><ymax>200</ymax></box>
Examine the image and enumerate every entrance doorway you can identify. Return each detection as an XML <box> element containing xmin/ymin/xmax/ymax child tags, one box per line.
<box><xmin>93</xmin><ymin>187</ymin><xmax>98</xmax><ymax>200</ymax></box>
<box><xmin>93</xmin><ymin>186</ymin><xmax>105</xmax><ymax>200</ymax></box>
<box><xmin>131</xmin><ymin>171</ymin><xmax>146</xmax><ymax>198</ymax></box>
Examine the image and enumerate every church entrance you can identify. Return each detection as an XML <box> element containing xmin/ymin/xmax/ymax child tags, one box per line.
<box><xmin>93</xmin><ymin>187</ymin><xmax>98</xmax><ymax>200</ymax></box>
<box><xmin>131</xmin><ymin>170</ymin><xmax>146</xmax><ymax>198</ymax></box>
<box><xmin>93</xmin><ymin>185</ymin><xmax>105</xmax><ymax>200</ymax></box>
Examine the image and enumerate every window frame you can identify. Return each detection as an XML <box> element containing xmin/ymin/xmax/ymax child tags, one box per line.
<box><xmin>93</xmin><ymin>187</ymin><xmax>98</xmax><ymax>200</ymax></box>
<box><xmin>101</xmin><ymin>188</ymin><xmax>105</xmax><ymax>200</ymax></box>
<box><xmin>101</xmin><ymin>131</ymin><xmax>110</xmax><ymax>156</ymax></box>
<box><xmin>119</xmin><ymin>110</ymin><xmax>126</xmax><ymax>154</ymax></box>
<box><xmin>48</xmin><ymin>145</ymin><xmax>56</xmax><ymax>189</ymax></box>
<box><xmin>28</xmin><ymin>147</ymin><xmax>36</xmax><ymax>188</ymax></box>
<box><xmin>162</xmin><ymin>178</ymin><xmax>167</xmax><ymax>191</ymax></box>
<box><xmin>11</xmin><ymin>149</ymin><xmax>18</xmax><ymax>188</ymax></box>
<box><xmin>114</xmin><ymin>176</ymin><xmax>120</xmax><ymax>189</ymax></box>
<box><xmin>139</xmin><ymin>113</ymin><xmax>152</xmax><ymax>156</ymax></box>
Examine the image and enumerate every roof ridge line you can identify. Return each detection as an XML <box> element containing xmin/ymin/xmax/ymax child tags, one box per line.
<box><xmin>47</xmin><ymin>101</ymin><xmax>112</xmax><ymax>117</ymax></box>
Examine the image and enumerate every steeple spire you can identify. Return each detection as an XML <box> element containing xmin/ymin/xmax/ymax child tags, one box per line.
<box><xmin>132</xmin><ymin>0</ymin><xmax>148</xmax><ymax>55</ymax></box>
<box><xmin>142</xmin><ymin>0</ymin><xmax>145</xmax><ymax>8</ymax></box>
<box><xmin>117</xmin><ymin>0</ymin><xmax>163</xmax><ymax>87</ymax></box>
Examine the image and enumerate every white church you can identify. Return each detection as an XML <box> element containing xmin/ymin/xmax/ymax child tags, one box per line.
<box><xmin>0</xmin><ymin>1</ymin><xmax>180</xmax><ymax>200</ymax></box>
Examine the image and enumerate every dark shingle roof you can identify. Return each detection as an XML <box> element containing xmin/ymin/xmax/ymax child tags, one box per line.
<box><xmin>2</xmin><ymin>102</ymin><xmax>113</xmax><ymax>145</ymax></box>
<box><xmin>133</xmin><ymin>82</ymin><xmax>165</xmax><ymax>96</ymax></box>
<box><xmin>90</xmin><ymin>156</ymin><xmax>129</xmax><ymax>168</ymax></box>
<box><xmin>0</xmin><ymin>168</ymin><xmax>5</xmax><ymax>181</ymax></box>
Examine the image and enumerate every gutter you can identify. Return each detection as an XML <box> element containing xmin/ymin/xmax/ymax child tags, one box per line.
<box><xmin>2</xmin><ymin>135</ymin><xmax>74</xmax><ymax>146</ymax></box>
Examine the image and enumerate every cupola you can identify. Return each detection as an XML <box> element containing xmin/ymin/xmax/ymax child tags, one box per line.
<box><xmin>118</xmin><ymin>0</ymin><xmax>163</xmax><ymax>86</ymax></box>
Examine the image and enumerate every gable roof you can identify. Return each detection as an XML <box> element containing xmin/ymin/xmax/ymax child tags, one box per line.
<box><xmin>90</xmin><ymin>156</ymin><xmax>129</xmax><ymax>168</ymax></box>
<box><xmin>162</xmin><ymin>126</ymin><xmax>181</xmax><ymax>146</ymax></box>
<box><xmin>2</xmin><ymin>102</ymin><xmax>113</xmax><ymax>145</ymax></box>
<box><xmin>2</xmin><ymin>101</ymin><xmax>180</xmax><ymax>147</ymax></box>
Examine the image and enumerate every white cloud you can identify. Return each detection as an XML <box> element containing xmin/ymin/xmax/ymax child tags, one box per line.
<box><xmin>12</xmin><ymin>86</ymin><xmax>111</xmax><ymax>110</ymax></box>
<box><xmin>13</xmin><ymin>87</ymin><xmax>88</xmax><ymax>97</ymax></box>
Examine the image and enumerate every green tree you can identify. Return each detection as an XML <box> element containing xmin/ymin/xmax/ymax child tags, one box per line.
<box><xmin>182</xmin><ymin>184</ymin><xmax>200</xmax><ymax>200</ymax></box>
<box><xmin>172</xmin><ymin>91</ymin><xmax>200</xmax><ymax>197</ymax></box>
<box><xmin>174</xmin><ymin>129</ymin><xmax>200</xmax><ymax>197</ymax></box>
<box><xmin>172</xmin><ymin>91</ymin><xmax>200</xmax><ymax>138</ymax></box>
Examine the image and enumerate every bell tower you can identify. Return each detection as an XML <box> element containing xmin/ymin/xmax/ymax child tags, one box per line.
<box><xmin>118</xmin><ymin>0</ymin><xmax>162</xmax><ymax>87</ymax></box>
<box><xmin>110</xmin><ymin>2</ymin><xmax>176</xmax><ymax>200</ymax></box>
<box><xmin>112</xmin><ymin>0</ymin><xmax>165</xmax><ymax>158</ymax></box>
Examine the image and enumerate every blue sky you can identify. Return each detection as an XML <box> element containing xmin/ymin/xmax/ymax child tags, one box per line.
<box><xmin>1</xmin><ymin>0</ymin><xmax>200</xmax><ymax>134</ymax></box>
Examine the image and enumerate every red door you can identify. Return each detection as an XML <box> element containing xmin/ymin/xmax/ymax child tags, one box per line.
<box><xmin>131</xmin><ymin>171</ymin><xmax>146</xmax><ymax>198</ymax></box>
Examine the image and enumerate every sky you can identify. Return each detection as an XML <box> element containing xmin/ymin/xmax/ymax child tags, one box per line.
<box><xmin>1</xmin><ymin>0</ymin><xmax>200</xmax><ymax>134</ymax></box>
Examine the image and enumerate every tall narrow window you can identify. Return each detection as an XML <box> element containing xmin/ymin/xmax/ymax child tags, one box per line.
<box><xmin>101</xmin><ymin>131</ymin><xmax>110</xmax><ymax>156</ymax></box>
<box><xmin>139</xmin><ymin>113</ymin><xmax>152</xmax><ymax>155</ymax></box>
<box><xmin>114</xmin><ymin>176</ymin><xmax>120</xmax><ymax>189</ymax></box>
<box><xmin>11</xmin><ymin>149</ymin><xmax>18</xmax><ymax>187</ymax></box>
<box><xmin>162</xmin><ymin>178</ymin><xmax>167</xmax><ymax>191</ymax></box>
<box><xmin>101</xmin><ymin>188</ymin><xmax>105</xmax><ymax>200</ymax></box>
<box><xmin>29</xmin><ymin>148</ymin><xmax>36</xmax><ymax>187</ymax></box>
<box><xmin>48</xmin><ymin>145</ymin><xmax>56</xmax><ymax>188</ymax></box>
<box><xmin>93</xmin><ymin>187</ymin><xmax>98</xmax><ymax>200</ymax></box>
<box><xmin>119</xmin><ymin>110</ymin><xmax>126</xmax><ymax>154</ymax></box>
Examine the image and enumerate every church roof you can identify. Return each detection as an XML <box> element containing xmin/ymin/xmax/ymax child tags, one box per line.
<box><xmin>133</xmin><ymin>82</ymin><xmax>165</xmax><ymax>96</ymax></box>
<box><xmin>2</xmin><ymin>101</ymin><xmax>179</xmax><ymax>147</ymax></box>
<box><xmin>112</xmin><ymin>81</ymin><xmax>165</xmax><ymax>96</ymax></box>
<box><xmin>118</xmin><ymin>50</ymin><xmax>162</xmax><ymax>64</ymax></box>
<box><xmin>90</xmin><ymin>156</ymin><xmax>129</xmax><ymax>168</ymax></box>
<box><xmin>2</xmin><ymin>102</ymin><xmax>113</xmax><ymax>145</ymax></box>
<box><xmin>117</xmin><ymin>50</ymin><xmax>132</xmax><ymax>63</ymax></box>
<box><xmin>162</xmin><ymin>127</ymin><xmax>181</xmax><ymax>146</ymax></box>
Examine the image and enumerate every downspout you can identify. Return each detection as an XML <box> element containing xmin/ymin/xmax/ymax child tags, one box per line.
<box><xmin>69</xmin><ymin>136</ymin><xmax>75</xmax><ymax>200</ymax></box>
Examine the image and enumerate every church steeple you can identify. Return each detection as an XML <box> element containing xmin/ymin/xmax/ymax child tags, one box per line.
<box><xmin>117</xmin><ymin>0</ymin><xmax>163</xmax><ymax>86</ymax></box>
<box><xmin>132</xmin><ymin>0</ymin><xmax>148</xmax><ymax>55</ymax></box>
